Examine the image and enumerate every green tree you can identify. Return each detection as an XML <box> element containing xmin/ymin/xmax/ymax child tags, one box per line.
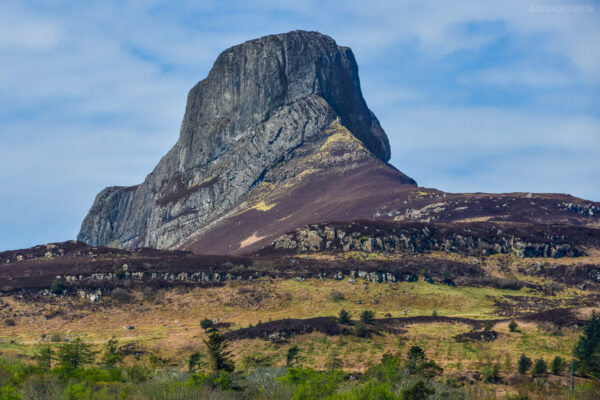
<box><xmin>573</xmin><ymin>311</ymin><xmax>600</xmax><ymax>377</ymax></box>
<box><xmin>200</xmin><ymin>318</ymin><xmax>214</xmax><ymax>332</ymax></box>
<box><xmin>203</xmin><ymin>330</ymin><xmax>234</xmax><ymax>374</ymax></box>
<box><xmin>360</xmin><ymin>310</ymin><xmax>375</xmax><ymax>324</ymax></box>
<box><xmin>551</xmin><ymin>356</ymin><xmax>565</xmax><ymax>375</ymax></box>
<box><xmin>338</xmin><ymin>309</ymin><xmax>351</xmax><ymax>325</ymax></box>
<box><xmin>407</xmin><ymin>346</ymin><xmax>426</xmax><ymax>373</ymax></box>
<box><xmin>509</xmin><ymin>320</ymin><xmax>518</xmax><ymax>332</ymax></box>
<box><xmin>518</xmin><ymin>354</ymin><xmax>532</xmax><ymax>374</ymax></box>
<box><xmin>533</xmin><ymin>359</ymin><xmax>547</xmax><ymax>376</ymax></box>
<box><xmin>33</xmin><ymin>346</ymin><xmax>54</xmax><ymax>371</ymax></box>
<box><xmin>99</xmin><ymin>336</ymin><xmax>123</xmax><ymax>369</ymax></box>
<box><xmin>286</xmin><ymin>345</ymin><xmax>300</xmax><ymax>368</ymax></box>
<box><xmin>188</xmin><ymin>352</ymin><xmax>204</xmax><ymax>373</ymax></box>
<box><xmin>55</xmin><ymin>337</ymin><xmax>97</xmax><ymax>371</ymax></box>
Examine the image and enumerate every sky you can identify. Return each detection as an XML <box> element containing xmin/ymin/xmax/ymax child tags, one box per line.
<box><xmin>1</xmin><ymin>0</ymin><xmax>599</xmax><ymax>251</ymax></box>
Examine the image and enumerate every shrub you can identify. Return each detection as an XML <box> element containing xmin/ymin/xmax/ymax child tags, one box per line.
<box><xmin>3</xmin><ymin>319</ymin><xmax>15</xmax><ymax>327</ymax></box>
<box><xmin>551</xmin><ymin>356</ymin><xmax>566</xmax><ymax>375</ymax></box>
<box><xmin>353</xmin><ymin>321</ymin><xmax>369</xmax><ymax>338</ymax></box>
<box><xmin>338</xmin><ymin>309</ymin><xmax>351</xmax><ymax>325</ymax></box>
<box><xmin>241</xmin><ymin>352</ymin><xmax>273</xmax><ymax>370</ymax></box>
<box><xmin>401</xmin><ymin>381</ymin><xmax>434</xmax><ymax>400</ymax></box>
<box><xmin>533</xmin><ymin>359</ymin><xmax>547</xmax><ymax>376</ymax></box>
<box><xmin>200</xmin><ymin>318</ymin><xmax>214</xmax><ymax>332</ymax></box>
<box><xmin>518</xmin><ymin>354</ymin><xmax>532</xmax><ymax>374</ymax></box>
<box><xmin>110</xmin><ymin>288</ymin><xmax>132</xmax><ymax>304</ymax></box>
<box><xmin>481</xmin><ymin>363</ymin><xmax>500</xmax><ymax>383</ymax></box>
<box><xmin>286</xmin><ymin>346</ymin><xmax>300</xmax><ymax>368</ymax></box>
<box><xmin>50</xmin><ymin>278</ymin><xmax>64</xmax><ymax>295</ymax></box>
<box><xmin>360</xmin><ymin>310</ymin><xmax>375</xmax><ymax>324</ymax></box>
<box><xmin>509</xmin><ymin>320</ymin><xmax>518</xmax><ymax>332</ymax></box>
<box><xmin>431</xmin><ymin>310</ymin><xmax>438</xmax><ymax>317</ymax></box>
<box><xmin>329</xmin><ymin>291</ymin><xmax>345</xmax><ymax>302</ymax></box>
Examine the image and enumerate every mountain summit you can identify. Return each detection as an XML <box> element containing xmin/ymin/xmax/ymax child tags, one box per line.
<box><xmin>78</xmin><ymin>31</ymin><xmax>415</xmax><ymax>252</ymax></box>
<box><xmin>79</xmin><ymin>31</ymin><xmax>599</xmax><ymax>254</ymax></box>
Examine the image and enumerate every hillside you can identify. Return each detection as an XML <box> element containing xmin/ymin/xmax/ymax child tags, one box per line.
<box><xmin>2</xmin><ymin>31</ymin><xmax>600</xmax><ymax>398</ymax></box>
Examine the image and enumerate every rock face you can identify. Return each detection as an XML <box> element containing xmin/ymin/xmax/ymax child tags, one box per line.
<box><xmin>79</xmin><ymin>30</ymin><xmax>600</xmax><ymax>254</ymax></box>
<box><xmin>271</xmin><ymin>221</ymin><xmax>599</xmax><ymax>258</ymax></box>
<box><xmin>78</xmin><ymin>31</ymin><xmax>404</xmax><ymax>250</ymax></box>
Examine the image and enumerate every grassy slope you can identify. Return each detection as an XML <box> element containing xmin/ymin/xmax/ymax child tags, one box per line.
<box><xmin>1</xmin><ymin>250</ymin><xmax>596</xmax><ymax>378</ymax></box>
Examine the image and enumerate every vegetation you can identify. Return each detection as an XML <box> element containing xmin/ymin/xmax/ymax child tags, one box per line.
<box><xmin>533</xmin><ymin>358</ymin><xmax>547</xmax><ymax>376</ymax></box>
<box><xmin>203</xmin><ymin>330</ymin><xmax>234</xmax><ymax>374</ymax></box>
<box><xmin>518</xmin><ymin>354</ymin><xmax>532</xmax><ymax>374</ymax></box>
<box><xmin>360</xmin><ymin>310</ymin><xmax>375</xmax><ymax>324</ymax></box>
<box><xmin>49</xmin><ymin>278</ymin><xmax>64</xmax><ymax>295</ymax></box>
<box><xmin>509</xmin><ymin>319</ymin><xmax>518</xmax><ymax>332</ymax></box>
<box><xmin>338</xmin><ymin>309</ymin><xmax>351</xmax><ymax>325</ymax></box>
<box><xmin>573</xmin><ymin>311</ymin><xmax>600</xmax><ymax>378</ymax></box>
<box><xmin>551</xmin><ymin>356</ymin><xmax>566</xmax><ymax>375</ymax></box>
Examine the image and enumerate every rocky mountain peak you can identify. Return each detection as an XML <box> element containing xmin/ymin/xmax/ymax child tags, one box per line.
<box><xmin>78</xmin><ymin>31</ymin><xmax>403</xmax><ymax>251</ymax></box>
<box><xmin>181</xmin><ymin>30</ymin><xmax>390</xmax><ymax>164</ymax></box>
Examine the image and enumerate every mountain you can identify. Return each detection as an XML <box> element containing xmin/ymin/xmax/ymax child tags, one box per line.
<box><xmin>78</xmin><ymin>30</ymin><xmax>600</xmax><ymax>255</ymax></box>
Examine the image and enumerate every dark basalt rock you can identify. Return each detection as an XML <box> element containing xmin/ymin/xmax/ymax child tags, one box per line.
<box><xmin>78</xmin><ymin>31</ymin><xmax>395</xmax><ymax>250</ymax></box>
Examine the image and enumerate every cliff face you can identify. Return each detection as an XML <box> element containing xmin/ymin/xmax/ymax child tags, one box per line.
<box><xmin>78</xmin><ymin>31</ymin><xmax>406</xmax><ymax>250</ymax></box>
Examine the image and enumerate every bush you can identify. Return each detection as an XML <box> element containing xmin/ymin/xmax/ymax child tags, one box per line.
<box><xmin>353</xmin><ymin>321</ymin><xmax>369</xmax><ymax>338</ymax></box>
<box><xmin>200</xmin><ymin>318</ymin><xmax>214</xmax><ymax>332</ymax></box>
<box><xmin>401</xmin><ymin>381</ymin><xmax>434</xmax><ymax>400</ymax></box>
<box><xmin>286</xmin><ymin>346</ymin><xmax>300</xmax><ymax>368</ymax></box>
<box><xmin>518</xmin><ymin>354</ymin><xmax>532</xmax><ymax>374</ymax></box>
<box><xmin>329</xmin><ymin>291</ymin><xmax>345</xmax><ymax>302</ymax></box>
<box><xmin>110</xmin><ymin>288</ymin><xmax>132</xmax><ymax>304</ymax></box>
<box><xmin>509</xmin><ymin>320</ymin><xmax>518</xmax><ymax>332</ymax></box>
<box><xmin>3</xmin><ymin>319</ymin><xmax>15</xmax><ymax>327</ymax></box>
<box><xmin>533</xmin><ymin>359</ymin><xmax>547</xmax><ymax>376</ymax></box>
<box><xmin>551</xmin><ymin>356</ymin><xmax>566</xmax><ymax>375</ymax></box>
<box><xmin>360</xmin><ymin>310</ymin><xmax>375</xmax><ymax>325</ymax></box>
<box><xmin>50</xmin><ymin>278</ymin><xmax>64</xmax><ymax>295</ymax></box>
<box><xmin>338</xmin><ymin>309</ymin><xmax>351</xmax><ymax>325</ymax></box>
<box><xmin>481</xmin><ymin>363</ymin><xmax>500</xmax><ymax>383</ymax></box>
<box><xmin>241</xmin><ymin>352</ymin><xmax>273</xmax><ymax>370</ymax></box>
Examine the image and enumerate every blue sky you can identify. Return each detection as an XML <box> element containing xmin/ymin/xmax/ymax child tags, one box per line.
<box><xmin>1</xmin><ymin>0</ymin><xmax>599</xmax><ymax>251</ymax></box>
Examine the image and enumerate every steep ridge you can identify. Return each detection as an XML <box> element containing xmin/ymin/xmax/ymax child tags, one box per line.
<box><xmin>79</xmin><ymin>31</ymin><xmax>600</xmax><ymax>255</ymax></box>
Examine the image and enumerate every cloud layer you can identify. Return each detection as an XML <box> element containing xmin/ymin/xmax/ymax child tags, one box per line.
<box><xmin>1</xmin><ymin>0</ymin><xmax>598</xmax><ymax>250</ymax></box>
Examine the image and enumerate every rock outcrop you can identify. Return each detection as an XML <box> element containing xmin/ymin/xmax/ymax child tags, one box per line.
<box><xmin>78</xmin><ymin>30</ymin><xmax>411</xmax><ymax>250</ymax></box>
<box><xmin>270</xmin><ymin>221</ymin><xmax>600</xmax><ymax>258</ymax></box>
